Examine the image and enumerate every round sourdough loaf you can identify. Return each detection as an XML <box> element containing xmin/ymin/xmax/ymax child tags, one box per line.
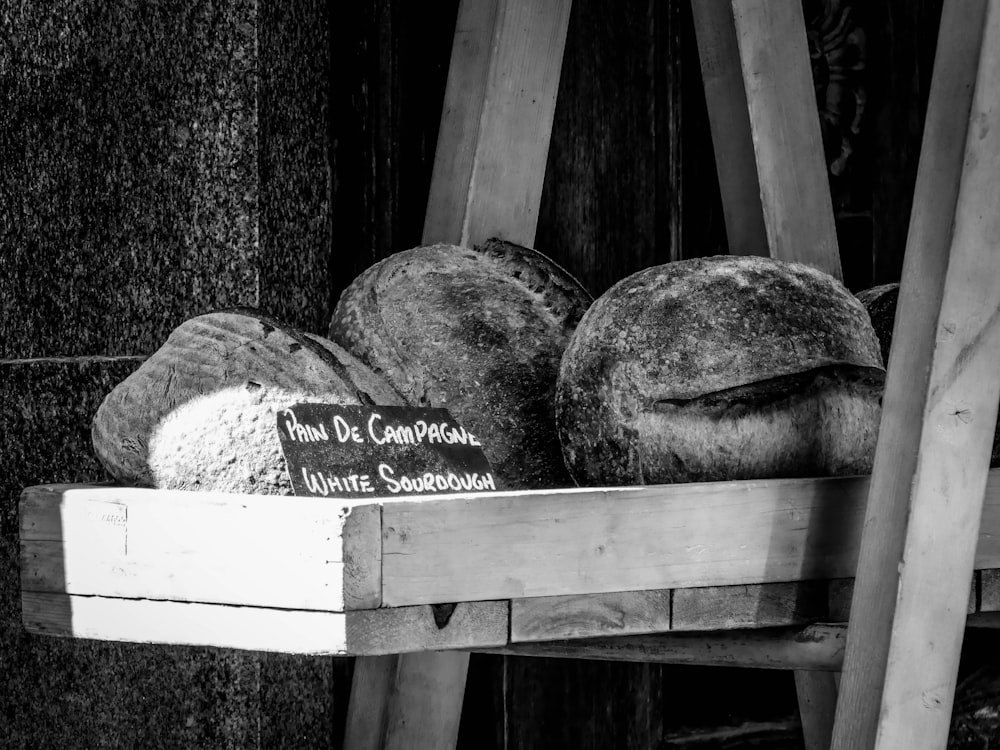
<box><xmin>857</xmin><ymin>282</ymin><xmax>1000</xmax><ymax>466</ymax></box>
<box><xmin>855</xmin><ymin>283</ymin><xmax>898</xmax><ymax>366</ymax></box>
<box><xmin>329</xmin><ymin>239</ymin><xmax>593</xmax><ymax>489</ymax></box>
<box><xmin>92</xmin><ymin>309</ymin><xmax>404</xmax><ymax>494</ymax></box>
<box><xmin>557</xmin><ymin>255</ymin><xmax>886</xmax><ymax>485</ymax></box>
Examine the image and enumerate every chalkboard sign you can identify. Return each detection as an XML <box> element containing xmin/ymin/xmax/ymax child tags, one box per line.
<box><xmin>276</xmin><ymin>403</ymin><xmax>496</xmax><ymax>498</ymax></box>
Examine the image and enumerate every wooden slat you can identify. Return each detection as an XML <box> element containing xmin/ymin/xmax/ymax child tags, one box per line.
<box><xmin>422</xmin><ymin>0</ymin><xmax>573</xmax><ymax>248</ymax></box>
<box><xmin>827</xmin><ymin>575</ymin><xmax>979</xmax><ymax>623</ymax></box>
<box><xmin>346</xmin><ymin>601</ymin><xmax>508</xmax><ymax>655</ymax></box>
<box><xmin>729</xmin><ymin>0</ymin><xmax>842</xmax><ymax>279</ymax></box>
<box><xmin>21</xmin><ymin>591</ymin><xmax>349</xmax><ymax>654</ymax></box>
<box><xmin>380</xmin><ymin>474</ymin><xmax>1000</xmax><ymax>607</ymax></box>
<box><xmin>980</xmin><ymin>568</ymin><xmax>1000</xmax><ymax>611</ymax></box>
<box><xmin>511</xmin><ymin>590</ymin><xmax>670</xmax><ymax>643</ymax></box>
<box><xmin>832</xmin><ymin>2</ymin><xmax>1000</xmax><ymax>748</ymax></box>
<box><xmin>21</xmin><ymin>592</ymin><xmax>508</xmax><ymax>656</ymax></box>
<box><xmin>420</xmin><ymin>0</ymin><xmax>499</xmax><ymax>245</ymax></box>
<box><xmin>690</xmin><ymin>0</ymin><xmax>768</xmax><ymax>257</ymax></box>
<box><xmin>795</xmin><ymin>670</ymin><xmax>837</xmax><ymax>750</ymax></box>
<box><xmin>22</xmin><ymin>479</ymin><xmax>1000</xmax><ymax>614</ymax></box>
<box><xmin>486</xmin><ymin>624</ymin><xmax>846</xmax><ymax>671</ymax></box>
<box><xmin>672</xmin><ymin>581</ymin><xmax>828</xmax><ymax>631</ymax></box>
<box><xmin>19</xmin><ymin>484</ymin><xmax>382</xmax><ymax>611</ymax></box>
<box><xmin>381</xmin><ymin>477</ymin><xmax>866</xmax><ymax>605</ymax></box>
<box><xmin>350</xmin><ymin>0</ymin><xmax>575</xmax><ymax>746</ymax></box>
<box><xmin>345</xmin><ymin>652</ymin><xmax>472</xmax><ymax>750</ymax></box>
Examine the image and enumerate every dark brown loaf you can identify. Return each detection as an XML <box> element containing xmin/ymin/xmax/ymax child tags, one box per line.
<box><xmin>855</xmin><ymin>283</ymin><xmax>898</xmax><ymax>366</ymax></box>
<box><xmin>329</xmin><ymin>239</ymin><xmax>593</xmax><ymax>489</ymax></box>
<box><xmin>92</xmin><ymin>309</ymin><xmax>404</xmax><ymax>493</ymax></box>
<box><xmin>557</xmin><ymin>255</ymin><xmax>885</xmax><ymax>485</ymax></box>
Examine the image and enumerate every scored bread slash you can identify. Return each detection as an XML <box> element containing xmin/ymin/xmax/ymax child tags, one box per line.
<box><xmin>857</xmin><ymin>281</ymin><xmax>1000</xmax><ymax>467</ymax></box>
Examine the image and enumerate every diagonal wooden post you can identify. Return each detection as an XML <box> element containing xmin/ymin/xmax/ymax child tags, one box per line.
<box><xmin>693</xmin><ymin>0</ymin><xmax>841</xmax><ymax>280</ymax></box>
<box><xmin>693</xmin><ymin>3</ymin><xmax>843</xmax><ymax>747</ymax></box>
<box><xmin>343</xmin><ymin>0</ymin><xmax>572</xmax><ymax>748</ymax></box>
<box><xmin>831</xmin><ymin>1</ymin><xmax>1000</xmax><ymax>747</ymax></box>
<box><xmin>690</xmin><ymin>0</ymin><xmax>769</xmax><ymax>259</ymax></box>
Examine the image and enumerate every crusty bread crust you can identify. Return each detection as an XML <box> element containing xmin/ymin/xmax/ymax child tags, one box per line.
<box><xmin>329</xmin><ymin>240</ymin><xmax>593</xmax><ymax>489</ymax></box>
<box><xmin>855</xmin><ymin>283</ymin><xmax>898</xmax><ymax>366</ymax></box>
<box><xmin>557</xmin><ymin>257</ymin><xmax>885</xmax><ymax>485</ymax></box>
<box><xmin>92</xmin><ymin>309</ymin><xmax>404</xmax><ymax>492</ymax></box>
<box><xmin>560</xmin><ymin>366</ymin><xmax>883</xmax><ymax>484</ymax></box>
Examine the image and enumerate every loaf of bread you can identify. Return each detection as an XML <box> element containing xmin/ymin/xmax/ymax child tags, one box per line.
<box><xmin>857</xmin><ymin>281</ymin><xmax>1000</xmax><ymax>466</ymax></box>
<box><xmin>855</xmin><ymin>283</ymin><xmax>898</xmax><ymax>366</ymax></box>
<box><xmin>557</xmin><ymin>255</ymin><xmax>886</xmax><ymax>485</ymax></box>
<box><xmin>92</xmin><ymin>309</ymin><xmax>404</xmax><ymax>494</ymax></box>
<box><xmin>329</xmin><ymin>240</ymin><xmax>593</xmax><ymax>489</ymax></box>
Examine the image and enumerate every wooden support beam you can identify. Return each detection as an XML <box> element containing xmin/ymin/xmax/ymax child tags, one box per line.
<box><xmin>672</xmin><ymin>581</ymin><xmax>828</xmax><ymax>631</ymax></box>
<box><xmin>511</xmin><ymin>590</ymin><xmax>671</xmax><ymax>643</ymax></box>
<box><xmin>727</xmin><ymin>0</ymin><xmax>842</xmax><ymax>279</ymax></box>
<box><xmin>421</xmin><ymin>0</ymin><xmax>573</xmax><ymax>248</ymax></box>
<box><xmin>350</xmin><ymin>0</ymin><xmax>573</xmax><ymax>745</ymax></box>
<box><xmin>21</xmin><ymin>592</ymin><xmax>509</xmax><ymax>656</ymax></box>
<box><xmin>344</xmin><ymin>652</ymin><xmax>472</xmax><ymax>750</ymax></box>
<box><xmin>795</xmin><ymin>670</ymin><xmax>838</xmax><ymax>750</ymax></box>
<box><xmin>484</xmin><ymin>624</ymin><xmax>846</xmax><ymax>672</ymax></box>
<box><xmin>831</xmin><ymin>2</ymin><xmax>1000</xmax><ymax>747</ymax></box>
<box><xmin>690</xmin><ymin>0</ymin><xmax>769</xmax><ymax>257</ymax></box>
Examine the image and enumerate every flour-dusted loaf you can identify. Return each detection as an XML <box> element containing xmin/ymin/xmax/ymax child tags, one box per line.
<box><xmin>329</xmin><ymin>239</ymin><xmax>593</xmax><ymax>489</ymax></box>
<box><xmin>92</xmin><ymin>309</ymin><xmax>404</xmax><ymax>493</ymax></box>
<box><xmin>557</xmin><ymin>255</ymin><xmax>886</xmax><ymax>485</ymax></box>
<box><xmin>855</xmin><ymin>283</ymin><xmax>898</xmax><ymax>366</ymax></box>
<box><xmin>857</xmin><ymin>282</ymin><xmax>1000</xmax><ymax>466</ymax></box>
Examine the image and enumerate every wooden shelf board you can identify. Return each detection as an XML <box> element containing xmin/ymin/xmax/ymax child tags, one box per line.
<box><xmin>19</xmin><ymin>473</ymin><xmax>1000</xmax><ymax>656</ymax></box>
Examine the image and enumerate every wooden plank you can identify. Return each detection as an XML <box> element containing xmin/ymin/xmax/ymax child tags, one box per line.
<box><xmin>421</xmin><ymin>0</ymin><xmax>498</xmax><ymax>245</ymax></box>
<box><xmin>423</xmin><ymin>0</ymin><xmax>573</xmax><ymax>248</ymax></box>
<box><xmin>980</xmin><ymin>568</ymin><xmax>1000</xmax><ymax>611</ymax></box>
<box><xmin>672</xmin><ymin>581</ymin><xmax>828</xmax><ymax>631</ymax></box>
<box><xmin>21</xmin><ymin>591</ymin><xmax>508</xmax><ymax>656</ymax></box>
<box><xmin>22</xmin><ymin>480</ymin><xmax>1000</xmax><ymax>613</ymax></box>
<box><xmin>19</xmin><ymin>484</ymin><xmax>382</xmax><ymax>611</ymax></box>
<box><xmin>827</xmin><ymin>575</ymin><xmax>979</xmax><ymax>622</ymax></box>
<box><xmin>382</xmin><ymin>474</ymin><xmax>1000</xmax><ymax>606</ymax></box>
<box><xmin>21</xmin><ymin>591</ymin><xmax>349</xmax><ymax>655</ymax></box>
<box><xmin>486</xmin><ymin>624</ymin><xmax>846</xmax><ymax>672</ymax></box>
<box><xmin>350</xmin><ymin>0</ymin><xmax>575</xmax><ymax>746</ymax></box>
<box><xmin>690</xmin><ymin>0</ymin><xmax>768</xmax><ymax>257</ymax></box>
<box><xmin>346</xmin><ymin>601</ymin><xmax>508</xmax><ymax>655</ymax></box>
<box><xmin>795</xmin><ymin>670</ymin><xmax>837</xmax><ymax>750</ymax></box>
<box><xmin>511</xmin><ymin>590</ymin><xmax>670</xmax><ymax>642</ymax></box>
<box><xmin>345</xmin><ymin>652</ymin><xmax>472</xmax><ymax>750</ymax></box>
<box><xmin>831</xmin><ymin>2</ymin><xmax>1000</xmax><ymax>748</ymax></box>
<box><xmin>730</xmin><ymin>0</ymin><xmax>842</xmax><ymax>279</ymax></box>
<box><xmin>381</xmin><ymin>477</ymin><xmax>866</xmax><ymax>605</ymax></box>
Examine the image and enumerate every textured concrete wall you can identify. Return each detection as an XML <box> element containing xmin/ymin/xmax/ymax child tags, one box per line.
<box><xmin>0</xmin><ymin>1</ymin><xmax>344</xmax><ymax>747</ymax></box>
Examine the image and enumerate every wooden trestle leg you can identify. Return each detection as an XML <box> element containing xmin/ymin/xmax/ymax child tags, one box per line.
<box><xmin>693</xmin><ymin>2</ymin><xmax>846</xmax><ymax>747</ymax></box>
<box><xmin>342</xmin><ymin>0</ymin><xmax>572</xmax><ymax>747</ymax></box>
<box><xmin>831</xmin><ymin>1</ymin><xmax>1000</xmax><ymax>747</ymax></box>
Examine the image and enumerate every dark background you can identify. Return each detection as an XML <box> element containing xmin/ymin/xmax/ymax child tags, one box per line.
<box><xmin>0</xmin><ymin>0</ymin><xmax>976</xmax><ymax>748</ymax></box>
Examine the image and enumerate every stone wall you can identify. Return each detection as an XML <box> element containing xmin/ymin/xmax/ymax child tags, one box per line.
<box><xmin>0</xmin><ymin>2</ymin><xmax>342</xmax><ymax>747</ymax></box>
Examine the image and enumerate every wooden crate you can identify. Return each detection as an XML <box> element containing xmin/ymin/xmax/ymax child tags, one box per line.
<box><xmin>19</xmin><ymin>475</ymin><xmax>1000</xmax><ymax>661</ymax></box>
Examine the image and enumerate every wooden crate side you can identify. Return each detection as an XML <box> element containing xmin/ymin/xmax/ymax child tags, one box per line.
<box><xmin>18</xmin><ymin>484</ymin><xmax>382</xmax><ymax>612</ymax></box>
